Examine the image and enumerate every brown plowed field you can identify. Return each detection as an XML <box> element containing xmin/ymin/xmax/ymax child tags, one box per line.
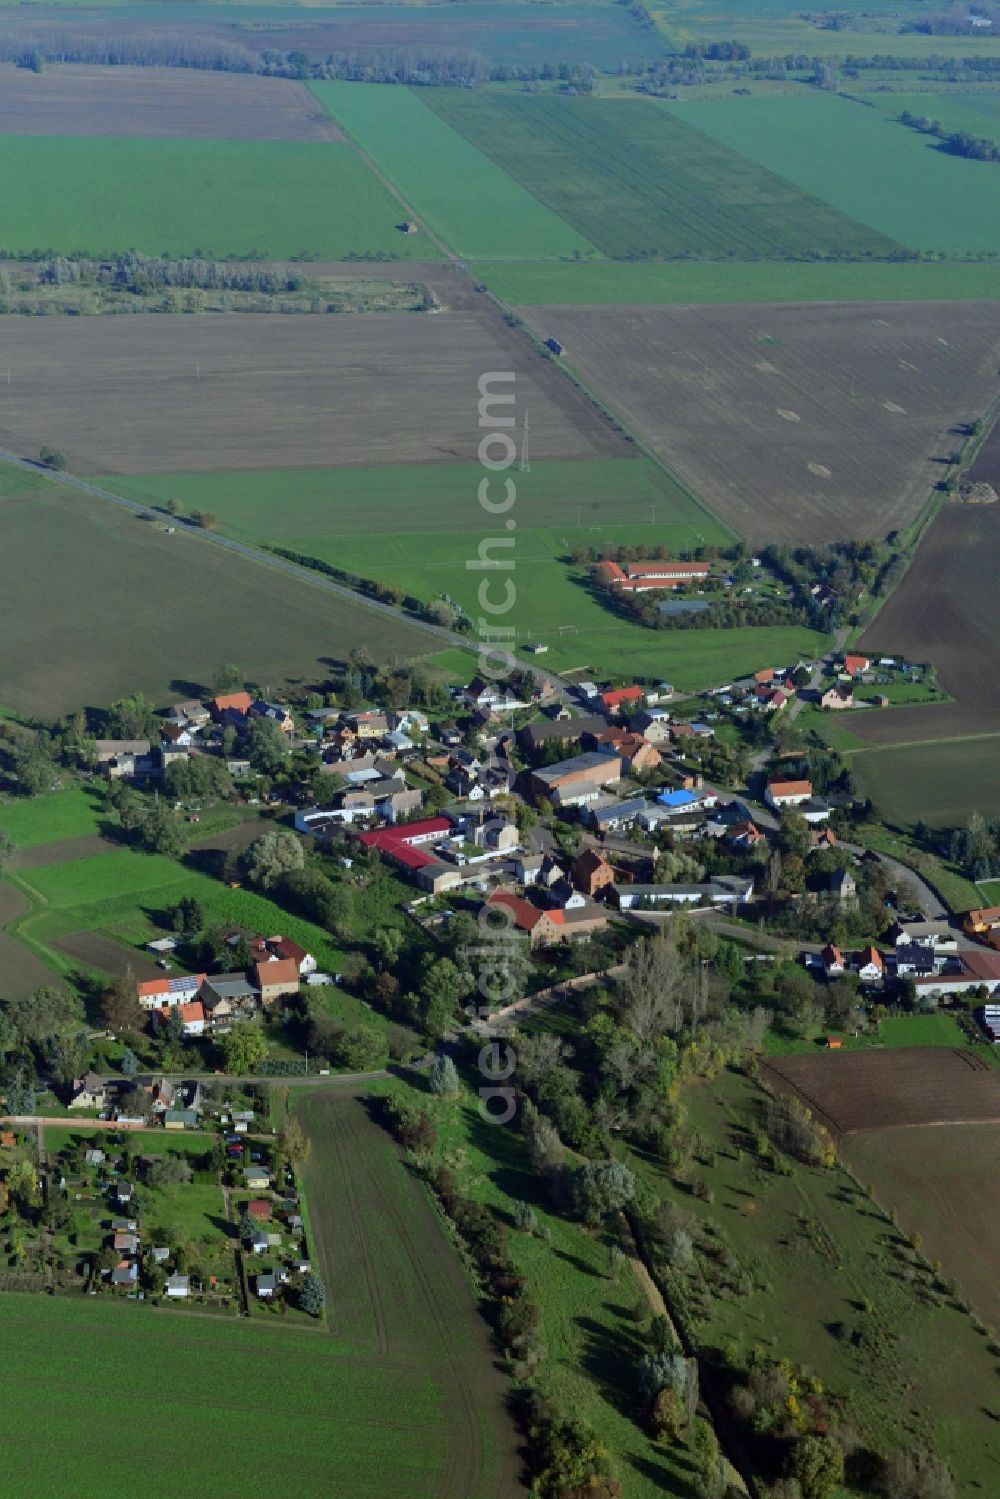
<box><xmin>843</xmin><ymin>1123</ymin><xmax>1000</xmax><ymax>1330</ymax></box>
<box><xmin>0</xmin><ymin>63</ymin><xmax>342</xmax><ymax>141</ymax></box>
<box><xmin>761</xmin><ymin>1047</ymin><xmax>1000</xmax><ymax>1135</ymax></box>
<box><xmin>518</xmin><ymin>301</ymin><xmax>1000</xmax><ymax>544</ymax></box>
<box><xmin>855</xmin><ymin>502</ymin><xmax>1000</xmax><ymax>741</ymax></box>
<box><xmin>55</xmin><ymin>930</ymin><xmax>164</xmax><ymax>981</ymax></box>
<box><xmin>0</xmin><ymin>311</ymin><xmax>623</xmax><ymax>474</ymax></box>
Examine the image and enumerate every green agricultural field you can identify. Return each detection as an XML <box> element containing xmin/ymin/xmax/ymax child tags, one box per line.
<box><xmin>0</xmin><ymin>1292</ymin><xmax>461</xmax><ymax>1497</ymax></box>
<box><xmin>311</xmin><ymin>83</ymin><xmax>594</xmax><ymax>259</ymax></box>
<box><xmin>0</xmin><ymin>135</ymin><xmax>426</xmax><ymax>259</ymax></box>
<box><xmin>852</xmin><ymin>734</ymin><xmax>1000</xmax><ymax>827</ymax></box>
<box><xmin>664</xmin><ymin>92</ymin><xmax>1000</xmax><ymax>253</ymax></box>
<box><xmin>628</xmin><ymin>1068</ymin><xmax>1000</xmax><ymax>1492</ymax></box>
<box><xmin>649</xmin><ymin>0</ymin><xmax>1000</xmax><ymax>57</ymax></box>
<box><xmin>425</xmin><ymin>91</ymin><xmax>896</xmax><ymax>258</ymax></box>
<box><xmin>98</xmin><ymin>459</ymin><xmax>830</xmax><ymax>685</ymax></box>
<box><xmin>473</xmin><ymin>257</ymin><xmax>1000</xmax><ymax>304</ymax></box>
<box><xmin>0</xmin><ymin>787</ymin><xmax>104</xmax><ymax>849</ymax></box>
<box><xmin>0</xmin><ymin>478</ymin><xmax>437</xmax><ymax>721</ymax></box>
<box><xmin>291</xmin><ymin>1090</ymin><xmax>521</xmax><ymax>1497</ymax></box>
<box><xmin>864</xmin><ymin>86</ymin><xmax>1000</xmax><ymax>140</ymax></box>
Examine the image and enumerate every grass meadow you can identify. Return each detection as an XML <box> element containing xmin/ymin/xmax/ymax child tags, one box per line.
<box><xmin>311</xmin><ymin>83</ymin><xmax>594</xmax><ymax>259</ymax></box>
<box><xmin>474</xmin><ymin>257</ymin><xmax>1000</xmax><ymax>304</ymax></box>
<box><xmin>99</xmin><ymin>459</ymin><xmax>829</xmax><ymax>685</ymax></box>
<box><xmin>0</xmin><ymin>787</ymin><xmax>104</xmax><ymax>849</ymax></box>
<box><xmin>0</xmin><ymin>135</ymin><xmax>426</xmax><ymax>259</ymax></box>
<box><xmin>426</xmin><ymin>92</ymin><xmax>896</xmax><ymax>258</ymax></box>
<box><xmin>664</xmin><ymin>92</ymin><xmax>1000</xmax><ymax>253</ymax></box>
<box><xmin>852</xmin><ymin>735</ymin><xmax>1000</xmax><ymax>828</ymax></box>
<box><xmin>628</xmin><ymin>1068</ymin><xmax>1000</xmax><ymax>1492</ymax></box>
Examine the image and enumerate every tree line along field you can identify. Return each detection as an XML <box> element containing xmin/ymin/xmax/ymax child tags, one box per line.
<box><xmin>473</xmin><ymin>258</ymin><xmax>1000</xmax><ymax>306</ymax></box>
<box><xmin>629</xmin><ymin>1066</ymin><xmax>1000</xmax><ymax>1493</ymax></box>
<box><xmin>516</xmin><ymin>300</ymin><xmax>1000</xmax><ymax>545</ymax></box>
<box><xmin>422</xmin><ymin>91</ymin><xmax>895</xmax><ymax>259</ymax></box>
<box><xmin>311</xmin><ymin>83</ymin><xmax>595</xmax><ymax>260</ymax></box>
<box><xmin>650</xmin><ymin>0</ymin><xmax>1000</xmax><ymax>58</ymax></box>
<box><xmin>663</xmin><ymin>91</ymin><xmax>1000</xmax><ymax>255</ymax></box>
<box><xmin>0</xmin><ymin>2</ymin><xmax>665</xmax><ymax>71</ymax></box>
<box><xmin>0</xmin><ymin>135</ymin><xmax>427</xmax><ymax>260</ymax></box>
<box><xmin>0</xmin><ymin>312</ymin><xmax>620</xmax><ymax>474</ymax></box>
<box><xmin>0</xmin><ymin>63</ymin><xmax>342</xmax><ymax>141</ymax></box>
<box><xmin>0</xmin><ymin>479</ymin><xmax>438</xmax><ymax>721</ymax></box>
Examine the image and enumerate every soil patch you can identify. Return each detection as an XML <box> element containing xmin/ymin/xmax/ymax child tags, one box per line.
<box><xmin>761</xmin><ymin>1046</ymin><xmax>1000</xmax><ymax>1135</ymax></box>
<box><xmin>54</xmin><ymin>929</ymin><xmax>164</xmax><ymax>981</ymax></box>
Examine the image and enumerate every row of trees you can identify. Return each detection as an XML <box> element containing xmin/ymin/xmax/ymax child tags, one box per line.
<box><xmin>899</xmin><ymin>109</ymin><xmax>1000</xmax><ymax>161</ymax></box>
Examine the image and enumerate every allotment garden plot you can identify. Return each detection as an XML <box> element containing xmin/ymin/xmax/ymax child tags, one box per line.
<box><xmin>0</xmin><ymin>313</ymin><xmax>619</xmax><ymax>474</ymax></box>
<box><xmin>517</xmin><ymin>301</ymin><xmax>1000</xmax><ymax>544</ymax></box>
<box><xmin>0</xmin><ymin>63</ymin><xmax>341</xmax><ymax>141</ymax></box>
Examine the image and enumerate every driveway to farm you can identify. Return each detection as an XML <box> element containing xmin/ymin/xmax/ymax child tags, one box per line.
<box><xmin>788</xmin><ymin>626</ymin><xmax>849</xmax><ymax>721</ymax></box>
<box><xmin>0</xmin><ymin>446</ymin><xmax>568</xmax><ymax>702</ymax></box>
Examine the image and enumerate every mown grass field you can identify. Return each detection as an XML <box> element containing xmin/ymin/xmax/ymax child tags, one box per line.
<box><xmin>0</xmin><ymin>788</ymin><xmax>104</xmax><ymax>849</ymax></box>
<box><xmin>665</xmin><ymin>92</ymin><xmax>1000</xmax><ymax>253</ymax></box>
<box><xmin>476</xmin><ymin>258</ymin><xmax>1000</xmax><ymax>304</ymax></box>
<box><xmin>101</xmin><ymin>458</ymin><xmax>829</xmax><ymax>684</ymax></box>
<box><xmin>853</xmin><ymin>735</ymin><xmax>1000</xmax><ymax>828</ymax></box>
<box><xmin>0</xmin><ymin>135</ymin><xmax>427</xmax><ymax>259</ymax></box>
<box><xmin>763</xmin><ymin>1011</ymin><xmax>971</xmax><ymax>1055</ymax></box>
<box><xmin>0</xmin><ymin>1293</ymin><xmax>454</xmax><ymax>1497</ymax></box>
<box><xmin>0</xmin><ymin>479</ymin><xmax>436</xmax><ymax>721</ymax></box>
<box><xmin>629</xmin><ymin>1068</ymin><xmax>1000</xmax><ymax>1491</ymax></box>
<box><xmin>425</xmin><ymin>92</ymin><xmax>895</xmax><ymax>258</ymax></box>
<box><xmin>311</xmin><ymin>83</ymin><xmax>594</xmax><ymax>259</ymax></box>
<box><xmin>291</xmin><ymin>1090</ymin><xmax>522</xmax><ymax>1497</ymax></box>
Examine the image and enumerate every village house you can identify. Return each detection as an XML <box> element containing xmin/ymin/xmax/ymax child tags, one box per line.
<box><xmin>765</xmin><ymin>778</ymin><xmax>814</xmax><ymax>812</ymax></box>
<box><xmin>253</xmin><ymin>957</ymin><xmax>300</xmax><ymax>1006</ymax></box>
<box><xmin>821</xmin><ymin>684</ymin><xmax>854</xmax><ymax>711</ymax></box>
<box><xmin>842</xmin><ymin>654</ymin><xmax>871</xmax><ymax>678</ymax></box>
<box><xmin>587</xmin><ymin>796</ymin><xmax>651</xmax><ymax>836</ymax></box>
<box><xmin>136</xmin><ymin>973</ymin><xmax>206</xmax><ymax>1012</ymax></box>
<box><xmin>963</xmin><ymin>904</ymin><xmax>1000</xmax><ymax>938</ymax></box>
<box><xmin>211</xmin><ymin>691</ymin><xmax>253</xmax><ymax>720</ymax></box>
<box><xmin>69</xmin><ymin>1070</ymin><xmax>107</xmax><ymax>1111</ymax></box>
<box><xmin>249</xmin><ymin>935</ymin><xmax>316</xmax><ymax>976</ymax></box>
<box><xmin>821</xmin><ymin>943</ymin><xmax>845</xmax><ymax>976</ymax></box>
<box><xmin>912</xmin><ymin>948</ymin><xmax>1000</xmax><ymax>1001</ymax></box>
<box><xmin>595</xmin><ymin>685</ymin><xmax>645</xmax><ymax>716</ymax></box>
<box><xmin>856</xmin><ymin>946</ymin><xmax>885</xmax><ymax>984</ymax></box>
<box><xmin>486</xmin><ymin>889</ymin><xmax>607</xmax><ymax>948</ymax></box>
<box><xmin>571</xmin><ymin>847</ymin><xmax>616</xmax><ymax>898</ymax></box>
<box><xmin>517</xmin><ymin>714</ymin><xmax>607</xmax><ymax>756</ymax></box>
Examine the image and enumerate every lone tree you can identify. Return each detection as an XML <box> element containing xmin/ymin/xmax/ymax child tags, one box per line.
<box><xmin>300</xmin><ymin>1272</ymin><xmax>326</xmax><ymax>1318</ymax></box>
<box><xmin>428</xmin><ymin>1054</ymin><xmax>461</xmax><ymax>1098</ymax></box>
<box><xmin>221</xmin><ymin>1024</ymin><xmax>268</xmax><ymax>1077</ymax></box>
<box><xmin>39</xmin><ymin>446</ymin><xmax>67</xmax><ymax>471</ymax></box>
<box><xmin>243</xmin><ymin>828</ymin><xmax>304</xmax><ymax>890</ymax></box>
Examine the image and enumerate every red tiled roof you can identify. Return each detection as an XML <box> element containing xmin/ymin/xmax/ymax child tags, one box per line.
<box><xmin>253</xmin><ymin>958</ymin><xmax>299</xmax><ymax>988</ymax></box>
<box><xmin>768</xmin><ymin>779</ymin><xmax>812</xmax><ymax>798</ymax></box>
<box><xmin>487</xmin><ymin>890</ymin><xmax>545</xmax><ymax>932</ymax></box>
<box><xmin>212</xmin><ymin>691</ymin><xmax>252</xmax><ymax>714</ymax></box>
<box><xmin>859</xmin><ymin>945</ymin><xmax>884</xmax><ymax>970</ymax></box>
<box><xmin>247</xmin><ymin>1200</ymin><xmax>272</xmax><ymax>1220</ymax></box>
<box><xmin>600</xmin><ymin>687</ymin><xmax>644</xmax><ymax>709</ymax></box>
<box><xmin>179</xmin><ymin>1001</ymin><xmax>204</xmax><ymax>1024</ymax></box>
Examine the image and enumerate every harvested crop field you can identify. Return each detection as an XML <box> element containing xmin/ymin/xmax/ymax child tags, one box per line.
<box><xmin>857</xmin><ymin>504</ymin><xmax>1000</xmax><ymax>741</ymax></box>
<box><xmin>517</xmin><ymin>301</ymin><xmax>1000</xmax><ymax>544</ymax></box>
<box><xmin>293</xmin><ymin>1090</ymin><xmax>524</xmax><ymax>1497</ymax></box>
<box><xmin>0</xmin><ymin>312</ymin><xmax>621</xmax><ymax>473</ymax></box>
<box><xmin>0</xmin><ymin>63</ymin><xmax>342</xmax><ymax>141</ymax></box>
<box><xmin>0</xmin><ymin>482</ymin><xmax>438</xmax><ymax>719</ymax></box>
<box><xmin>842</xmin><ymin>1122</ymin><xmax>1000</xmax><ymax>1331</ymax></box>
<box><xmin>761</xmin><ymin>1047</ymin><xmax>1000</xmax><ymax>1135</ymax></box>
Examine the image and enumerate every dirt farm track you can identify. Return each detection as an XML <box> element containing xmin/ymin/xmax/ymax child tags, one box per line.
<box><xmin>761</xmin><ymin>1047</ymin><xmax>1000</xmax><ymax>1135</ymax></box>
<box><xmin>519</xmin><ymin>301</ymin><xmax>1000</xmax><ymax>544</ymax></box>
<box><xmin>0</xmin><ymin>311</ymin><xmax>624</xmax><ymax>474</ymax></box>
